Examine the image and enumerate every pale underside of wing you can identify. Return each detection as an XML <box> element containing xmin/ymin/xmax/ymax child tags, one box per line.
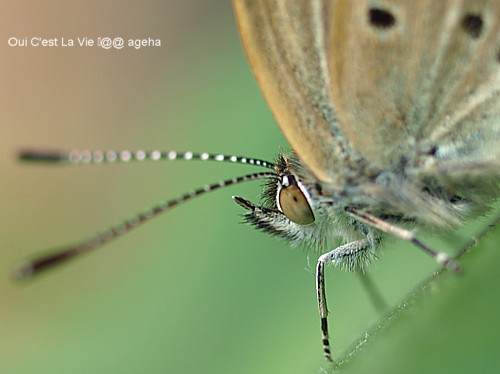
<box><xmin>233</xmin><ymin>0</ymin><xmax>371</xmax><ymax>187</ymax></box>
<box><xmin>328</xmin><ymin>0</ymin><xmax>500</xmax><ymax>169</ymax></box>
<box><xmin>234</xmin><ymin>0</ymin><xmax>499</xmax><ymax>192</ymax></box>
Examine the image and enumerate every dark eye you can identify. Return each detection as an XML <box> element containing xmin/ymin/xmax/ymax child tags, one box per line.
<box><xmin>278</xmin><ymin>184</ymin><xmax>315</xmax><ymax>225</ymax></box>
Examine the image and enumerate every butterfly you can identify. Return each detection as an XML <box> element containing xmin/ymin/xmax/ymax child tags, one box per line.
<box><xmin>233</xmin><ymin>0</ymin><xmax>500</xmax><ymax>360</ymax></box>
<box><xmin>16</xmin><ymin>0</ymin><xmax>500</xmax><ymax>363</ymax></box>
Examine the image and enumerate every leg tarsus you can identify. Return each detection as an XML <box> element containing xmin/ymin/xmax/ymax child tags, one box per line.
<box><xmin>316</xmin><ymin>239</ymin><xmax>371</xmax><ymax>362</ymax></box>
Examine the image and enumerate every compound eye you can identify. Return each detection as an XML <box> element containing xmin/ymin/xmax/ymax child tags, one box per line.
<box><xmin>278</xmin><ymin>184</ymin><xmax>315</xmax><ymax>225</ymax></box>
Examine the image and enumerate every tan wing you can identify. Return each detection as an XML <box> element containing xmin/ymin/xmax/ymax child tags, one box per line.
<box><xmin>233</xmin><ymin>0</ymin><xmax>362</xmax><ymax>186</ymax></box>
<box><xmin>327</xmin><ymin>0</ymin><xmax>500</xmax><ymax>168</ymax></box>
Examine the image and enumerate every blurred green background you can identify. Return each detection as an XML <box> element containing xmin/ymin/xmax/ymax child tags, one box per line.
<box><xmin>1</xmin><ymin>1</ymin><xmax>498</xmax><ymax>373</ymax></box>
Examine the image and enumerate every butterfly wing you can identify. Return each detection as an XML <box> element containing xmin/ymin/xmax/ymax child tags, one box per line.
<box><xmin>327</xmin><ymin>0</ymin><xmax>500</xmax><ymax>170</ymax></box>
<box><xmin>233</xmin><ymin>0</ymin><xmax>362</xmax><ymax>187</ymax></box>
<box><xmin>234</xmin><ymin>0</ymin><xmax>499</xmax><ymax>200</ymax></box>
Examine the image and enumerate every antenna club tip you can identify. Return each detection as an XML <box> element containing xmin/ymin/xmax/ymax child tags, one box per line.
<box><xmin>18</xmin><ymin>149</ymin><xmax>67</xmax><ymax>163</ymax></box>
<box><xmin>12</xmin><ymin>261</ymin><xmax>35</xmax><ymax>281</ymax></box>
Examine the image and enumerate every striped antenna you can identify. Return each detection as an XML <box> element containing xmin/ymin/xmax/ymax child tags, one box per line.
<box><xmin>19</xmin><ymin>148</ymin><xmax>276</xmax><ymax>170</ymax></box>
<box><xmin>14</xmin><ymin>148</ymin><xmax>277</xmax><ymax>280</ymax></box>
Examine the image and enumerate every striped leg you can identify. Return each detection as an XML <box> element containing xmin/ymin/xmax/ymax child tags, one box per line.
<box><xmin>316</xmin><ymin>239</ymin><xmax>370</xmax><ymax>362</ymax></box>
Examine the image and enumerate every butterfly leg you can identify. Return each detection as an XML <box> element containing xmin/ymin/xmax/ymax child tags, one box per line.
<box><xmin>345</xmin><ymin>208</ymin><xmax>461</xmax><ymax>272</ymax></box>
<box><xmin>316</xmin><ymin>239</ymin><xmax>370</xmax><ymax>362</ymax></box>
<box><xmin>357</xmin><ymin>271</ymin><xmax>389</xmax><ymax>314</ymax></box>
